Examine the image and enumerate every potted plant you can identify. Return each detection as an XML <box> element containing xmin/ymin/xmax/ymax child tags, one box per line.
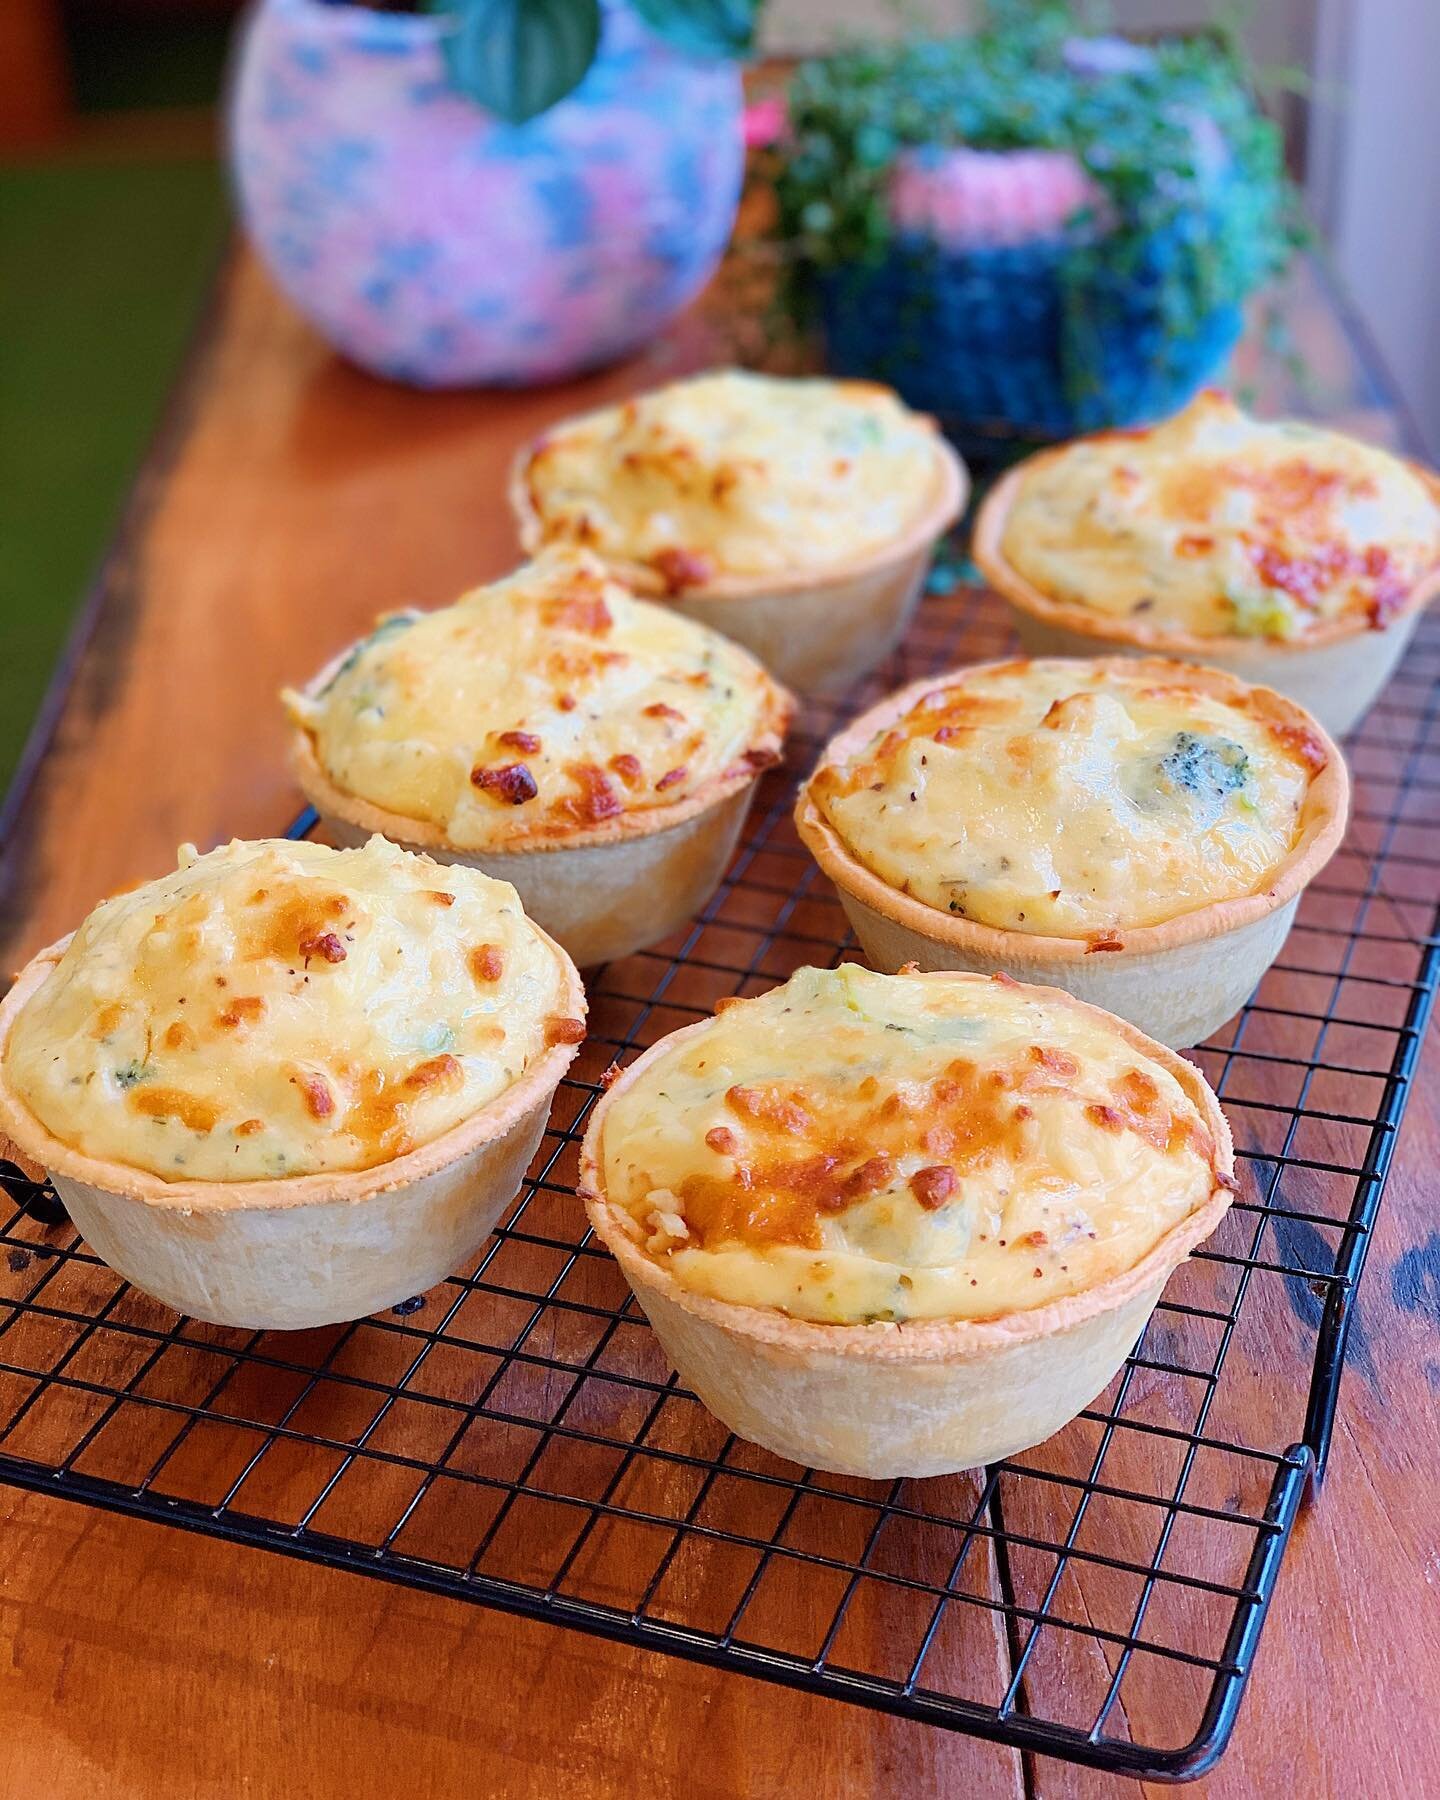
<box><xmin>228</xmin><ymin>0</ymin><xmax>758</xmax><ymax>387</ymax></box>
<box><xmin>761</xmin><ymin>1</ymin><xmax>1300</xmax><ymax>439</ymax></box>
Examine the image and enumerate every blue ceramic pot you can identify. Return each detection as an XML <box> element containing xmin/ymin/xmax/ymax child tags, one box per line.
<box><xmin>819</xmin><ymin>229</ymin><xmax>1243</xmax><ymax>439</ymax></box>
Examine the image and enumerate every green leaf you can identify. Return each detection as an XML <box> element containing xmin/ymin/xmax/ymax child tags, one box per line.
<box><xmin>442</xmin><ymin>0</ymin><xmax>602</xmax><ymax>124</ymax></box>
<box><xmin>629</xmin><ymin>0</ymin><xmax>758</xmax><ymax>60</ymax></box>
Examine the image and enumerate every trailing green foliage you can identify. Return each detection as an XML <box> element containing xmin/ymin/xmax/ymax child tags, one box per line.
<box><xmin>442</xmin><ymin>0</ymin><xmax>601</xmax><ymax>124</ymax></box>
<box><xmin>764</xmin><ymin>2</ymin><xmax>1301</xmax><ymax>402</ymax></box>
<box><xmin>629</xmin><ymin>0</ymin><xmax>756</xmax><ymax>60</ymax></box>
<box><xmin>432</xmin><ymin>0</ymin><xmax>759</xmax><ymax>122</ymax></box>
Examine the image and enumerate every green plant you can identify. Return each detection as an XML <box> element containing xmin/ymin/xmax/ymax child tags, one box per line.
<box><xmin>436</xmin><ymin>0</ymin><xmax>760</xmax><ymax>123</ymax></box>
<box><xmin>763</xmin><ymin>0</ymin><xmax>1303</xmax><ymax>404</ymax></box>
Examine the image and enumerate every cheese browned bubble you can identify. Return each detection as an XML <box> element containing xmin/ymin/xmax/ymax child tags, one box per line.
<box><xmin>284</xmin><ymin>549</ymin><xmax>782</xmax><ymax>851</ymax></box>
<box><xmin>519</xmin><ymin>370</ymin><xmax>947</xmax><ymax>585</ymax></box>
<box><xmin>4</xmin><ymin>837</ymin><xmax>579</xmax><ymax>1182</ymax></box>
<box><xmin>1001</xmin><ymin>390</ymin><xmax>1440</xmax><ymax>640</ymax></box>
<box><xmin>811</xmin><ymin>660</ymin><xmax>1328</xmax><ymax>936</ymax></box>
<box><xmin>597</xmin><ymin>965</ymin><xmax>1221</xmax><ymax>1325</ymax></box>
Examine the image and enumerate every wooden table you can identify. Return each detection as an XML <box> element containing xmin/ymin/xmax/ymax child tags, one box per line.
<box><xmin>2</xmin><ymin>245</ymin><xmax>1438</xmax><ymax>1798</ymax></box>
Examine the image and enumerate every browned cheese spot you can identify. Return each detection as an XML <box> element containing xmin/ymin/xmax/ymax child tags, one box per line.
<box><xmin>469</xmin><ymin>944</ymin><xmax>505</xmax><ymax>983</ymax></box>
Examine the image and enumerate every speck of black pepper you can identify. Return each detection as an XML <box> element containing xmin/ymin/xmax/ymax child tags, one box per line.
<box><xmin>391</xmin><ymin>1295</ymin><xmax>425</xmax><ymax>1317</ymax></box>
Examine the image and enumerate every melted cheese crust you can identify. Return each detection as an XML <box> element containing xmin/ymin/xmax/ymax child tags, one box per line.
<box><xmin>599</xmin><ymin>966</ymin><xmax>1218</xmax><ymax>1325</ymax></box>
<box><xmin>1002</xmin><ymin>391</ymin><xmax>1440</xmax><ymax>639</ymax></box>
<box><xmin>5</xmin><ymin>837</ymin><xmax>578</xmax><ymax>1183</ymax></box>
<box><xmin>285</xmin><ymin>550</ymin><xmax>782</xmax><ymax>850</ymax></box>
<box><xmin>521</xmin><ymin>371</ymin><xmax>946</xmax><ymax>584</ymax></box>
<box><xmin>812</xmin><ymin>660</ymin><xmax>1326</xmax><ymax>936</ymax></box>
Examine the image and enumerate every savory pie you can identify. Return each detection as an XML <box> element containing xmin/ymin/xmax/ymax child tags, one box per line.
<box><xmin>796</xmin><ymin>657</ymin><xmax>1349</xmax><ymax>1046</ymax></box>
<box><xmin>581</xmin><ymin>963</ymin><xmax>1234</xmax><ymax>1476</ymax></box>
<box><xmin>510</xmin><ymin>370</ymin><xmax>967</xmax><ymax>693</ymax></box>
<box><xmin>285</xmin><ymin>548</ymin><xmax>793</xmax><ymax>966</ymax></box>
<box><xmin>0</xmin><ymin>836</ymin><xmax>585</xmax><ymax>1327</ymax></box>
<box><xmin>974</xmin><ymin>391</ymin><xmax>1440</xmax><ymax>734</ymax></box>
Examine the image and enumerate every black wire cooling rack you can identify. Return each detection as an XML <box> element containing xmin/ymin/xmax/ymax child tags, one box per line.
<box><xmin>2</xmin><ymin>578</ymin><xmax>1437</xmax><ymax>1781</ymax></box>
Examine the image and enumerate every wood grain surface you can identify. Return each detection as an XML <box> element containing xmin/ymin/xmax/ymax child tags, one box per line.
<box><xmin>1</xmin><ymin>246</ymin><xmax>1438</xmax><ymax>1798</ymax></box>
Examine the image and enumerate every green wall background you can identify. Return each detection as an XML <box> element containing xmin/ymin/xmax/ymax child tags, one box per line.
<box><xmin>0</xmin><ymin>157</ymin><xmax>226</xmax><ymax>798</ymax></box>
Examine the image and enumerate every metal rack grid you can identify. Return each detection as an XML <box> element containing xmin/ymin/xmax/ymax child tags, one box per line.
<box><xmin>2</xmin><ymin>578</ymin><xmax>1437</xmax><ymax>1782</ymax></box>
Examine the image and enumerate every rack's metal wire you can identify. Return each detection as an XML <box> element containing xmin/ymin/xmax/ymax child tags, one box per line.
<box><xmin>2</xmin><ymin>579</ymin><xmax>1436</xmax><ymax>1781</ymax></box>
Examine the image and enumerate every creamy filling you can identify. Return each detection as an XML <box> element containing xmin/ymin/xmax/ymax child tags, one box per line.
<box><xmin>1001</xmin><ymin>391</ymin><xmax>1439</xmax><ymax>640</ymax></box>
<box><xmin>523</xmin><ymin>370</ymin><xmax>947</xmax><ymax>582</ymax></box>
<box><xmin>599</xmin><ymin>965</ymin><xmax>1218</xmax><ymax>1325</ymax></box>
<box><xmin>6</xmin><ymin>836</ymin><xmax>577</xmax><ymax>1181</ymax></box>
<box><xmin>813</xmin><ymin>661</ymin><xmax>1324</xmax><ymax>936</ymax></box>
<box><xmin>285</xmin><ymin>549</ymin><xmax>779</xmax><ymax>850</ymax></box>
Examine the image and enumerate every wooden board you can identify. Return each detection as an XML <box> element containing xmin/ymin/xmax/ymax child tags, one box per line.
<box><xmin>1</xmin><ymin>244</ymin><xmax>1438</xmax><ymax>1796</ymax></box>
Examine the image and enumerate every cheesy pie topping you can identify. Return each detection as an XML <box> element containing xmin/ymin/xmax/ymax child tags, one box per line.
<box><xmin>809</xmin><ymin>660</ymin><xmax>1332</xmax><ymax>936</ymax></box>
<box><xmin>1001</xmin><ymin>391</ymin><xmax>1440</xmax><ymax>640</ymax></box>
<box><xmin>519</xmin><ymin>370</ymin><xmax>948</xmax><ymax>586</ymax></box>
<box><xmin>285</xmin><ymin>550</ymin><xmax>786</xmax><ymax>851</ymax></box>
<box><xmin>596</xmin><ymin>965</ymin><xmax>1222</xmax><ymax>1325</ymax></box>
<box><xmin>5</xmin><ymin>837</ymin><xmax>579</xmax><ymax>1182</ymax></box>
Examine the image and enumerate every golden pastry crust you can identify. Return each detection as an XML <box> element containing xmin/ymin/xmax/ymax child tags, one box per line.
<box><xmin>0</xmin><ymin>837</ymin><xmax>583</xmax><ymax>1187</ymax></box>
<box><xmin>581</xmin><ymin>969</ymin><xmax>1233</xmax><ymax>1474</ymax></box>
<box><xmin>974</xmin><ymin>394</ymin><xmax>1440</xmax><ymax>655</ymax></box>
<box><xmin>284</xmin><ymin>549</ymin><xmax>792</xmax><ymax>856</ymax></box>
<box><xmin>0</xmin><ymin>917</ymin><xmax>584</xmax><ymax>1330</ymax></box>
<box><xmin>797</xmin><ymin>658</ymin><xmax>1348</xmax><ymax>964</ymax></box>
<box><xmin>510</xmin><ymin>370</ymin><xmax>963</xmax><ymax>592</ymax></box>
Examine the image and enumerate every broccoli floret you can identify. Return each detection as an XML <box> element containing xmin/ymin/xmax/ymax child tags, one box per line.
<box><xmin>317</xmin><ymin>611</ymin><xmax>419</xmax><ymax>697</ymax></box>
<box><xmin>838</xmin><ymin>414</ymin><xmax>885</xmax><ymax>450</ymax></box>
<box><xmin>1224</xmin><ymin>584</ymin><xmax>1297</xmax><ymax>639</ymax></box>
<box><xmin>1158</xmin><ymin>731</ymin><xmax>1250</xmax><ymax>807</ymax></box>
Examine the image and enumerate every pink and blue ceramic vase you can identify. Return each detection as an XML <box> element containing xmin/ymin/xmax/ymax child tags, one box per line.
<box><xmin>227</xmin><ymin>0</ymin><xmax>745</xmax><ymax>387</ymax></box>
